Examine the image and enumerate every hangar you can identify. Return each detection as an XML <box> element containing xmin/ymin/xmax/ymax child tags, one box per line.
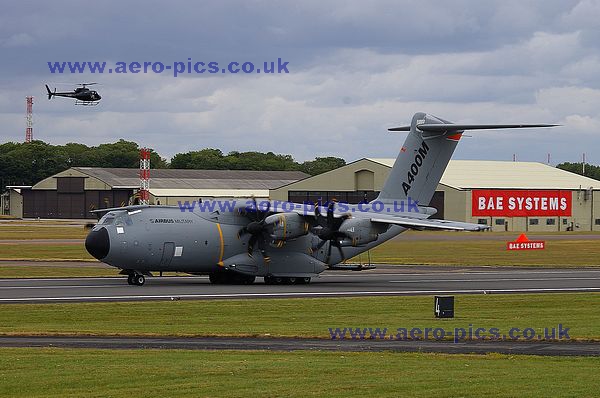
<box><xmin>14</xmin><ymin>167</ymin><xmax>308</xmax><ymax>219</ymax></box>
<box><xmin>270</xmin><ymin>159</ymin><xmax>600</xmax><ymax>232</ymax></box>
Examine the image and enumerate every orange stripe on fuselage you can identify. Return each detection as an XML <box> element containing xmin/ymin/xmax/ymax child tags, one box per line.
<box><xmin>216</xmin><ymin>223</ymin><xmax>224</xmax><ymax>266</ymax></box>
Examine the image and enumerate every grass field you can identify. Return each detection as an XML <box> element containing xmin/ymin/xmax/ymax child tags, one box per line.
<box><xmin>1</xmin><ymin>348</ymin><xmax>598</xmax><ymax>397</ymax></box>
<box><xmin>1</xmin><ymin>294</ymin><xmax>598</xmax><ymax>340</ymax></box>
<box><xmin>0</xmin><ymin>244</ymin><xmax>93</xmax><ymax>261</ymax></box>
<box><xmin>0</xmin><ymin>225</ymin><xmax>88</xmax><ymax>240</ymax></box>
<box><xmin>0</xmin><ymin>265</ymin><xmax>115</xmax><ymax>278</ymax></box>
<box><xmin>1</xmin><ymin>230</ymin><xmax>599</xmax><ymax>266</ymax></box>
<box><xmin>366</xmin><ymin>237</ymin><xmax>600</xmax><ymax>266</ymax></box>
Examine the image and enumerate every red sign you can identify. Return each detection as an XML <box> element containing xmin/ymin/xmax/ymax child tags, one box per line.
<box><xmin>472</xmin><ymin>190</ymin><xmax>571</xmax><ymax>217</ymax></box>
<box><xmin>507</xmin><ymin>234</ymin><xmax>545</xmax><ymax>251</ymax></box>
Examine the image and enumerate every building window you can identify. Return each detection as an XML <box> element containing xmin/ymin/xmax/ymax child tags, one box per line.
<box><xmin>562</xmin><ymin>218</ymin><xmax>568</xmax><ymax>225</ymax></box>
<box><xmin>529</xmin><ymin>218</ymin><xmax>539</xmax><ymax>225</ymax></box>
<box><xmin>477</xmin><ymin>219</ymin><xmax>488</xmax><ymax>225</ymax></box>
<box><xmin>595</xmin><ymin>219</ymin><xmax>600</xmax><ymax>226</ymax></box>
<box><xmin>495</xmin><ymin>218</ymin><xmax>505</xmax><ymax>225</ymax></box>
<box><xmin>546</xmin><ymin>218</ymin><xmax>556</xmax><ymax>225</ymax></box>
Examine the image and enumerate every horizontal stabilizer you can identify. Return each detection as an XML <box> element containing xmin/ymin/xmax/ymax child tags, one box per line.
<box><xmin>389</xmin><ymin>123</ymin><xmax>559</xmax><ymax>132</ymax></box>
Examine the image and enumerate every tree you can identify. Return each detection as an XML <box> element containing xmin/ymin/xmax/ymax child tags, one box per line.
<box><xmin>0</xmin><ymin>139</ymin><xmax>167</xmax><ymax>191</ymax></box>
<box><xmin>300</xmin><ymin>157</ymin><xmax>346</xmax><ymax>175</ymax></box>
<box><xmin>556</xmin><ymin>162</ymin><xmax>600</xmax><ymax>181</ymax></box>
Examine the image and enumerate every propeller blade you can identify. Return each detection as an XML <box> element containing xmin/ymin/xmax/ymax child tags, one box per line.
<box><xmin>325</xmin><ymin>241</ymin><xmax>333</xmax><ymax>264</ymax></box>
<box><xmin>334</xmin><ymin>241</ymin><xmax>345</xmax><ymax>262</ymax></box>
<box><xmin>247</xmin><ymin>235</ymin><xmax>257</xmax><ymax>256</ymax></box>
<box><xmin>260</xmin><ymin>201</ymin><xmax>271</xmax><ymax>222</ymax></box>
<box><xmin>251</xmin><ymin>197</ymin><xmax>258</xmax><ymax>221</ymax></box>
<box><xmin>314</xmin><ymin>240</ymin><xmax>327</xmax><ymax>251</ymax></box>
<box><xmin>327</xmin><ymin>202</ymin><xmax>334</xmax><ymax>226</ymax></box>
<box><xmin>256</xmin><ymin>232</ymin><xmax>270</xmax><ymax>262</ymax></box>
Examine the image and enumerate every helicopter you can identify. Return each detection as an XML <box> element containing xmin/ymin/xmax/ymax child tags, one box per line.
<box><xmin>45</xmin><ymin>83</ymin><xmax>102</xmax><ymax>105</ymax></box>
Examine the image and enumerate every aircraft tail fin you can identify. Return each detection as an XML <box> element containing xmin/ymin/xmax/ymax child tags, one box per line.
<box><xmin>45</xmin><ymin>84</ymin><xmax>54</xmax><ymax>100</ymax></box>
<box><xmin>376</xmin><ymin>112</ymin><xmax>558</xmax><ymax>206</ymax></box>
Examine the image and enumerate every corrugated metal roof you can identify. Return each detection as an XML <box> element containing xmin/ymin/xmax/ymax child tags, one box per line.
<box><xmin>365</xmin><ymin>159</ymin><xmax>599</xmax><ymax>190</ymax></box>
<box><xmin>72</xmin><ymin>167</ymin><xmax>308</xmax><ymax>190</ymax></box>
<box><xmin>150</xmin><ymin>188</ymin><xmax>270</xmax><ymax>197</ymax></box>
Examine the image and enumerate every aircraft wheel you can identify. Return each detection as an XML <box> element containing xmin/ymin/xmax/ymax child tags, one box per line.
<box><xmin>301</xmin><ymin>277</ymin><xmax>311</xmax><ymax>284</ymax></box>
<box><xmin>263</xmin><ymin>275</ymin><xmax>274</xmax><ymax>285</ymax></box>
<box><xmin>241</xmin><ymin>275</ymin><xmax>256</xmax><ymax>285</ymax></box>
<box><xmin>209</xmin><ymin>273</ymin><xmax>224</xmax><ymax>284</ymax></box>
<box><xmin>274</xmin><ymin>277</ymin><xmax>284</xmax><ymax>284</ymax></box>
<box><xmin>127</xmin><ymin>275</ymin><xmax>134</xmax><ymax>285</ymax></box>
<box><xmin>287</xmin><ymin>277</ymin><xmax>297</xmax><ymax>284</ymax></box>
<box><xmin>134</xmin><ymin>274</ymin><xmax>145</xmax><ymax>286</ymax></box>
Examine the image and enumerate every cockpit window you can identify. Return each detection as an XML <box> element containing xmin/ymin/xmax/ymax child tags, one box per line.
<box><xmin>114</xmin><ymin>214</ymin><xmax>133</xmax><ymax>226</ymax></box>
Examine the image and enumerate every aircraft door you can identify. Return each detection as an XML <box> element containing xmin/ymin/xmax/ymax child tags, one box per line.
<box><xmin>159</xmin><ymin>242</ymin><xmax>175</xmax><ymax>268</ymax></box>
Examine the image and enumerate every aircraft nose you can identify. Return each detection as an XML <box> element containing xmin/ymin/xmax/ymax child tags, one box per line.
<box><xmin>85</xmin><ymin>227</ymin><xmax>110</xmax><ymax>260</ymax></box>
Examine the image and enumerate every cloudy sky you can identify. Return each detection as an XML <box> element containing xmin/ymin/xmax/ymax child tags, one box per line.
<box><xmin>1</xmin><ymin>0</ymin><xmax>599</xmax><ymax>164</ymax></box>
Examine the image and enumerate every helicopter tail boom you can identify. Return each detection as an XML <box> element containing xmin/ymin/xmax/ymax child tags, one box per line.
<box><xmin>45</xmin><ymin>84</ymin><xmax>55</xmax><ymax>100</ymax></box>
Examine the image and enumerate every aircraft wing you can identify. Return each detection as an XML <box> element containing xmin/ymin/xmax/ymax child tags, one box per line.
<box><xmin>269</xmin><ymin>205</ymin><xmax>488</xmax><ymax>231</ymax></box>
<box><xmin>370</xmin><ymin>215</ymin><xmax>489</xmax><ymax>231</ymax></box>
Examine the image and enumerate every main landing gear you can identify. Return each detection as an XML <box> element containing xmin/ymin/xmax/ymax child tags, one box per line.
<box><xmin>209</xmin><ymin>272</ymin><xmax>256</xmax><ymax>285</ymax></box>
<box><xmin>263</xmin><ymin>276</ymin><xmax>311</xmax><ymax>285</ymax></box>
<box><xmin>127</xmin><ymin>273</ymin><xmax>146</xmax><ymax>286</ymax></box>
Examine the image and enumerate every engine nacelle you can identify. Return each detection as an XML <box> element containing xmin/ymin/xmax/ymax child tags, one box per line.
<box><xmin>339</xmin><ymin>218</ymin><xmax>385</xmax><ymax>246</ymax></box>
<box><xmin>265</xmin><ymin>213</ymin><xmax>309</xmax><ymax>241</ymax></box>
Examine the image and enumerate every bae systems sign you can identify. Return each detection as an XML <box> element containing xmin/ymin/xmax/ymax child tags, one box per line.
<box><xmin>472</xmin><ymin>190</ymin><xmax>572</xmax><ymax>217</ymax></box>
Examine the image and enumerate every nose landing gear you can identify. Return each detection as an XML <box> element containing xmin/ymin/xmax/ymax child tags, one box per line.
<box><xmin>127</xmin><ymin>273</ymin><xmax>146</xmax><ymax>286</ymax></box>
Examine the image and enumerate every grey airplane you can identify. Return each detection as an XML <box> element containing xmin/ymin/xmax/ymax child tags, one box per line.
<box><xmin>85</xmin><ymin>112</ymin><xmax>556</xmax><ymax>286</ymax></box>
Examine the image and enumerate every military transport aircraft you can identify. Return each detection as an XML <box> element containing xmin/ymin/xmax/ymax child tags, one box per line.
<box><xmin>85</xmin><ymin>112</ymin><xmax>556</xmax><ymax>286</ymax></box>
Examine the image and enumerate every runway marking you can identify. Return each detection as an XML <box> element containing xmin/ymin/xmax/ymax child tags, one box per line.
<box><xmin>2</xmin><ymin>275</ymin><xmax>598</xmax><ymax>290</ymax></box>
<box><xmin>0</xmin><ymin>285</ymin><xmax>124</xmax><ymax>290</ymax></box>
<box><xmin>0</xmin><ymin>276</ymin><xmax>209</xmax><ymax>283</ymax></box>
<box><xmin>1</xmin><ymin>287</ymin><xmax>600</xmax><ymax>303</ymax></box>
<box><xmin>1</xmin><ymin>270</ymin><xmax>599</xmax><ymax>283</ymax></box>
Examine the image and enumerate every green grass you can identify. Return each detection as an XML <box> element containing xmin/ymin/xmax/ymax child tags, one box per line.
<box><xmin>365</xmin><ymin>237</ymin><xmax>600</xmax><ymax>267</ymax></box>
<box><xmin>1</xmin><ymin>294</ymin><xmax>598</xmax><ymax>340</ymax></box>
<box><xmin>0</xmin><ymin>265</ymin><xmax>114</xmax><ymax>278</ymax></box>
<box><xmin>0</xmin><ymin>348</ymin><xmax>598</xmax><ymax>397</ymax></box>
<box><xmin>0</xmin><ymin>225</ymin><xmax>87</xmax><ymax>240</ymax></box>
<box><xmin>0</xmin><ymin>244</ymin><xmax>92</xmax><ymax>261</ymax></box>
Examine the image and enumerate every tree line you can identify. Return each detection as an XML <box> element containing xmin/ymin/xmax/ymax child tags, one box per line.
<box><xmin>3</xmin><ymin>139</ymin><xmax>596</xmax><ymax>192</ymax></box>
<box><xmin>0</xmin><ymin>140</ymin><xmax>346</xmax><ymax>190</ymax></box>
<box><xmin>556</xmin><ymin>162</ymin><xmax>600</xmax><ymax>182</ymax></box>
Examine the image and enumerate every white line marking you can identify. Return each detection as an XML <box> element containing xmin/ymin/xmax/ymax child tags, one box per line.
<box><xmin>1</xmin><ymin>287</ymin><xmax>600</xmax><ymax>302</ymax></box>
<box><xmin>321</xmin><ymin>270</ymin><xmax>600</xmax><ymax>277</ymax></box>
<box><xmin>0</xmin><ymin>285</ymin><xmax>122</xmax><ymax>290</ymax></box>
<box><xmin>0</xmin><ymin>276</ymin><xmax>208</xmax><ymax>283</ymax></box>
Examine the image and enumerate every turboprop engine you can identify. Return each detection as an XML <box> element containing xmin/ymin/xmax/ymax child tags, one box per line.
<box><xmin>264</xmin><ymin>213</ymin><xmax>310</xmax><ymax>241</ymax></box>
<box><xmin>338</xmin><ymin>218</ymin><xmax>387</xmax><ymax>246</ymax></box>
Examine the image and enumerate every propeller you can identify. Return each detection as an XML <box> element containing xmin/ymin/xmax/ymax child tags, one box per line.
<box><xmin>312</xmin><ymin>201</ymin><xmax>350</xmax><ymax>264</ymax></box>
<box><xmin>237</xmin><ymin>198</ymin><xmax>272</xmax><ymax>262</ymax></box>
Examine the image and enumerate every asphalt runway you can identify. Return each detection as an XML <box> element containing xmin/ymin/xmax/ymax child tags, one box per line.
<box><xmin>0</xmin><ymin>335</ymin><xmax>598</xmax><ymax>356</ymax></box>
<box><xmin>1</xmin><ymin>265</ymin><xmax>600</xmax><ymax>303</ymax></box>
